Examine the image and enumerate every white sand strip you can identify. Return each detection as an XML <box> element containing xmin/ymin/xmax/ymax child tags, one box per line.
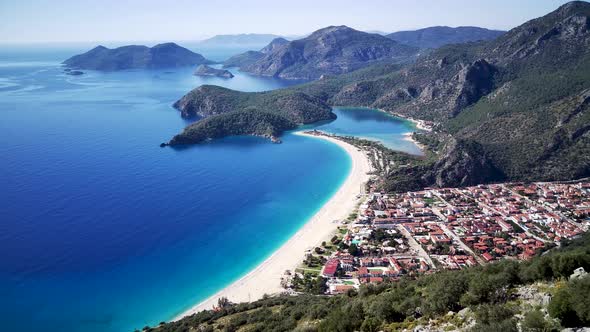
<box><xmin>173</xmin><ymin>131</ymin><xmax>372</xmax><ymax>320</ymax></box>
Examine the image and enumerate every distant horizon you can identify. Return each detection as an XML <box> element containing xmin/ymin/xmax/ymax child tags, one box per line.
<box><xmin>0</xmin><ymin>0</ymin><xmax>580</xmax><ymax>44</ymax></box>
<box><xmin>0</xmin><ymin>25</ymin><xmax>507</xmax><ymax>46</ymax></box>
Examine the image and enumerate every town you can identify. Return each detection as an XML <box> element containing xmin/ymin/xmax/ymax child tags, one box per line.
<box><xmin>284</xmin><ymin>181</ymin><xmax>590</xmax><ymax>295</ymax></box>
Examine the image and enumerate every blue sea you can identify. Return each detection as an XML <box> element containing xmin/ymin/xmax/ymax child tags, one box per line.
<box><xmin>0</xmin><ymin>44</ymin><xmax>418</xmax><ymax>332</ymax></box>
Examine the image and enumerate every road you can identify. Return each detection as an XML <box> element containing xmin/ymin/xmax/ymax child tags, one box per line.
<box><xmin>396</xmin><ymin>224</ymin><xmax>436</xmax><ymax>267</ymax></box>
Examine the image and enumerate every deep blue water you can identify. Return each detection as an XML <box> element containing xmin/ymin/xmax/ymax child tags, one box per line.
<box><xmin>0</xmin><ymin>45</ymin><xmax>418</xmax><ymax>332</ymax></box>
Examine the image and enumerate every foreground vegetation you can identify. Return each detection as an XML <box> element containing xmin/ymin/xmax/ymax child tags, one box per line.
<box><xmin>147</xmin><ymin>233</ymin><xmax>590</xmax><ymax>332</ymax></box>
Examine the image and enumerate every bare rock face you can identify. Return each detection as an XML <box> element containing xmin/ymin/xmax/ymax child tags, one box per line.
<box><xmin>423</xmin><ymin>138</ymin><xmax>504</xmax><ymax>188</ymax></box>
<box><xmin>451</xmin><ymin>59</ymin><xmax>497</xmax><ymax>115</ymax></box>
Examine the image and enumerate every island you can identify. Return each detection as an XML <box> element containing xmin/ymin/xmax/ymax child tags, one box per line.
<box><xmin>194</xmin><ymin>65</ymin><xmax>234</xmax><ymax>78</ymax></box>
<box><xmin>62</xmin><ymin>42</ymin><xmax>214</xmax><ymax>71</ymax></box>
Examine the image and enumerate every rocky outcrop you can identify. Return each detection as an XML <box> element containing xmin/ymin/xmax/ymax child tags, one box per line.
<box><xmin>451</xmin><ymin>59</ymin><xmax>497</xmax><ymax>115</ymax></box>
<box><xmin>423</xmin><ymin>138</ymin><xmax>505</xmax><ymax>188</ymax></box>
<box><xmin>194</xmin><ymin>65</ymin><xmax>234</xmax><ymax>78</ymax></box>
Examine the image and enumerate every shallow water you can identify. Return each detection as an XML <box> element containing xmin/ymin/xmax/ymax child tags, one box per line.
<box><xmin>315</xmin><ymin>107</ymin><xmax>423</xmax><ymax>155</ymax></box>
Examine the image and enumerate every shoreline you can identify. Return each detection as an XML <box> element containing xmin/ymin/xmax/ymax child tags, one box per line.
<box><xmin>173</xmin><ymin>131</ymin><xmax>372</xmax><ymax>320</ymax></box>
<box><xmin>402</xmin><ymin>132</ymin><xmax>426</xmax><ymax>153</ymax></box>
<box><xmin>379</xmin><ymin>108</ymin><xmax>433</xmax><ymax>132</ymax></box>
<box><xmin>394</xmin><ymin>113</ymin><xmax>432</xmax><ymax>132</ymax></box>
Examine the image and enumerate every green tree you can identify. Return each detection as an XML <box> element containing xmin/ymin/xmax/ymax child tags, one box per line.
<box><xmin>471</xmin><ymin>304</ymin><xmax>517</xmax><ymax>332</ymax></box>
<box><xmin>348</xmin><ymin>243</ymin><xmax>360</xmax><ymax>256</ymax></box>
<box><xmin>361</xmin><ymin>317</ymin><xmax>381</xmax><ymax>332</ymax></box>
<box><xmin>522</xmin><ymin>309</ymin><xmax>559</xmax><ymax>332</ymax></box>
<box><xmin>549</xmin><ymin>277</ymin><xmax>590</xmax><ymax>327</ymax></box>
<box><xmin>424</xmin><ymin>271</ymin><xmax>468</xmax><ymax>314</ymax></box>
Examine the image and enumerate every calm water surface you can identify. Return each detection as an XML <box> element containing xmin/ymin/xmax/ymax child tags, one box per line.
<box><xmin>315</xmin><ymin>107</ymin><xmax>423</xmax><ymax>155</ymax></box>
<box><xmin>0</xmin><ymin>45</ymin><xmax>418</xmax><ymax>332</ymax></box>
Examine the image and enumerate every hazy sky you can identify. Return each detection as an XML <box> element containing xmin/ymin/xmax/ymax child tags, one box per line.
<box><xmin>0</xmin><ymin>0</ymin><xmax>579</xmax><ymax>43</ymax></box>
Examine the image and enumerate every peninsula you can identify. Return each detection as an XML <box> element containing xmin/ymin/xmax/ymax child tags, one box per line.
<box><xmin>165</xmin><ymin>86</ymin><xmax>335</xmax><ymax>145</ymax></box>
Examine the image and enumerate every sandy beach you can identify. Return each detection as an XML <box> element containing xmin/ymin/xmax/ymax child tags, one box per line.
<box><xmin>174</xmin><ymin>131</ymin><xmax>372</xmax><ymax>320</ymax></box>
<box><xmin>403</xmin><ymin>132</ymin><xmax>426</xmax><ymax>153</ymax></box>
<box><xmin>381</xmin><ymin>109</ymin><xmax>433</xmax><ymax>132</ymax></box>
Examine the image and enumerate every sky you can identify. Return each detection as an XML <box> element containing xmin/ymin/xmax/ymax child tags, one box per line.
<box><xmin>0</xmin><ymin>0</ymin><xmax>580</xmax><ymax>43</ymax></box>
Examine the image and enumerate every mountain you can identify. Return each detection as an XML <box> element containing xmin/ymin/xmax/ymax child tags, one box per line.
<box><xmin>63</xmin><ymin>43</ymin><xmax>213</xmax><ymax>70</ymax></box>
<box><xmin>197</xmin><ymin>34</ymin><xmax>284</xmax><ymax>47</ymax></box>
<box><xmin>168</xmin><ymin>1</ymin><xmax>590</xmax><ymax>190</ymax></box>
<box><xmin>223</xmin><ymin>38</ymin><xmax>289</xmax><ymax>69</ymax></box>
<box><xmin>222</xmin><ymin>51</ymin><xmax>265</xmax><ymax>69</ymax></box>
<box><xmin>298</xmin><ymin>0</ymin><xmax>590</xmax><ymax>189</ymax></box>
<box><xmin>239</xmin><ymin>25</ymin><xmax>420</xmax><ymax>80</ymax></box>
<box><xmin>387</xmin><ymin>26</ymin><xmax>505</xmax><ymax>49</ymax></box>
<box><xmin>259</xmin><ymin>37</ymin><xmax>289</xmax><ymax>54</ymax></box>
